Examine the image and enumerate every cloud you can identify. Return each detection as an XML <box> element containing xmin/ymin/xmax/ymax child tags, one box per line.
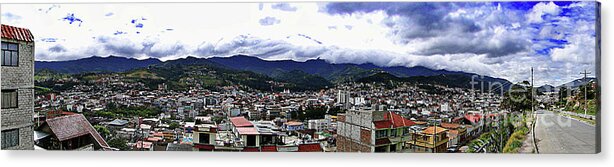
<box><xmin>259</xmin><ymin>16</ymin><xmax>281</xmax><ymax>26</ymax></box>
<box><xmin>322</xmin><ymin>2</ymin><xmax>531</xmax><ymax>57</ymax></box>
<box><xmin>551</xmin><ymin>34</ymin><xmax>595</xmax><ymax>64</ymax></box>
<box><xmin>4</xmin><ymin>2</ymin><xmax>597</xmax><ymax>86</ymax></box>
<box><xmin>1</xmin><ymin>12</ymin><xmax>22</xmax><ymax>23</ymax></box>
<box><xmin>527</xmin><ymin>2</ymin><xmax>561</xmax><ymax>23</ymax></box>
<box><xmin>48</xmin><ymin>44</ymin><xmax>67</xmax><ymax>53</ymax></box>
<box><xmin>271</xmin><ymin>3</ymin><xmax>297</xmax><ymax>11</ymax></box>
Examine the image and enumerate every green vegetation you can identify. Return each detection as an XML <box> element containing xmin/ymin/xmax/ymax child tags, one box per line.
<box><xmin>559</xmin><ymin>81</ymin><xmax>599</xmax><ymax>116</ymax></box>
<box><xmin>466</xmin><ymin>116</ymin><xmax>519</xmax><ymax>153</ymax></box>
<box><xmin>273</xmin><ymin>70</ymin><xmax>332</xmax><ymax>91</ymax></box>
<box><xmin>94</xmin><ymin>125</ymin><xmax>111</xmax><ymax>140</ymax></box>
<box><xmin>502</xmin><ymin>126</ymin><xmax>529</xmax><ymax>153</ymax></box>
<box><xmin>34</xmin><ymin>86</ymin><xmax>56</xmax><ymax>96</ymax></box>
<box><xmin>107</xmin><ymin>137</ymin><xmax>130</xmax><ymax>151</ymax></box>
<box><xmin>561</xmin><ymin>113</ymin><xmax>596</xmax><ymax>125</ymax></box>
<box><xmin>169</xmin><ymin>122</ymin><xmax>180</xmax><ymax>129</ymax></box>
<box><xmin>501</xmin><ymin>81</ymin><xmax>535</xmax><ymax>113</ymax></box>
<box><xmin>89</xmin><ymin>103</ymin><xmax>161</xmax><ymax>119</ymax></box>
<box><xmin>292</xmin><ymin>106</ymin><xmax>341</xmax><ymax>121</ymax></box>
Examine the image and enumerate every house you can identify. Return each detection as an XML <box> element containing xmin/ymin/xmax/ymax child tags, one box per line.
<box><xmin>440</xmin><ymin>122</ymin><xmax>467</xmax><ymax>146</ymax></box>
<box><xmin>1</xmin><ymin>24</ymin><xmax>35</xmax><ymax>150</ymax></box>
<box><xmin>192</xmin><ymin>124</ymin><xmax>217</xmax><ymax>151</ymax></box>
<box><xmin>34</xmin><ymin>114</ymin><xmax>111</xmax><ymax>150</ymax></box>
<box><xmin>336</xmin><ymin>109</ymin><xmax>416</xmax><ymax>152</ymax></box>
<box><xmin>229</xmin><ymin>117</ymin><xmax>286</xmax><ymax>150</ymax></box>
<box><xmin>410</xmin><ymin>126</ymin><xmax>449</xmax><ymax>153</ymax></box>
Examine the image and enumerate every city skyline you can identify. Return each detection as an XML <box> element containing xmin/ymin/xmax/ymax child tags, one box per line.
<box><xmin>1</xmin><ymin>2</ymin><xmax>598</xmax><ymax>87</ymax></box>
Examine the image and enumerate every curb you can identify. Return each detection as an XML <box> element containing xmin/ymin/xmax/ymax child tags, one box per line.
<box><xmin>558</xmin><ymin>113</ymin><xmax>596</xmax><ymax>127</ymax></box>
<box><xmin>532</xmin><ymin>114</ymin><xmax>539</xmax><ymax>154</ymax></box>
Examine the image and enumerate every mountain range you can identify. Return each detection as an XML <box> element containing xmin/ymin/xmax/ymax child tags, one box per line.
<box><xmin>36</xmin><ymin>55</ymin><xmax>518</xmax><ymax>90</ymax></box>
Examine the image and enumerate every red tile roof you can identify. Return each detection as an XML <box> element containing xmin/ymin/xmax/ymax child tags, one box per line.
<box><xmin>261</xmin><ymin>145</ymin><xmax>278</xmax><ymax>152</ymax></box>
<box><xmin>298</xmin><ymin>143</ymin><xmax>323</xmax><ymax>152</ymax></box>
<box><xmin>422</xmin><ymin>126</ymin><xmax>448</xmax><ymax>135</ymax></box>
<box><xmin>440</xmin><ymin>123</ymin><xmax>461</xmax><ymax>129</ymax></box>
<box><xmin>1</xmin><ymin>24</ymin><xmax>34</xmax><ymax>42</ymax></box>
<box><xmin>374</xmin><ymin>111</ymin><xmax>416</xmax><ymax>129</ymax></box>
<box><xmin>373</xmin><ymin>120</ymin><xmax>393</xmax><ymax>129</ymax></box>
<box><xmin>464</xmin><ymin>114</ymin><xmax>482</xmax><ymax>124</ymax></box>
<box><xmin>45</xmin><ymin>114</ymin><xmax>110</xmax><ymax>149</ymax></box>
<box><xmin>230</xmin><ymin>116</ymin><xmax>253</xmax><ymax>127</ymax></box>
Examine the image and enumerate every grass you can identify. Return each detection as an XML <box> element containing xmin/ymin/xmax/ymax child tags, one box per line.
<box><xmin>502</xmin><ymin>126</ymin><xmax>529</xmax><ymax>153</ymax></box>
<box><xmin>561</xmin><ymin>113</ymin><xmax>596</xmax><ymax>126</ymax></box>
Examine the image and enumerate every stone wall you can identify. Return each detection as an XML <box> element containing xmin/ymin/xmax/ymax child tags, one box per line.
<box><xmin>1</xmin><ymin>38</ymin><xmax>35</xmax><ymax>150</ymax></box>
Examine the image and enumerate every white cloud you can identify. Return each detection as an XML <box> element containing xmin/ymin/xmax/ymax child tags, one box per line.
<box><xmin>551</xmin><ymin>34</ymin><xmax>595</xmax><ymax>64</ymax></box>
<box><xmin>527</xmin><ymin>2</ymin><xmax>561</xmax><ymax>23</ymax></box>
<box><xmin>0</xmin><ymin>2</ymin><xmax>598</xmax><ymax>86</ymax></box>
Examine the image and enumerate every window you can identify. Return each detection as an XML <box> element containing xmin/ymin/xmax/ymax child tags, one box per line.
<box><xmin>376</xmin><ymin>130</ymin><xmax>388</xmax><ymax>138</ymax></box>
<box><xmin>1</xmin><ymin>42</ymin><xmax>19</xmax><ymax>66</ymax></box>
<box><xmin>1</xmin><ymin>90</ymin><xmax>18</xmax><ymax>109</ymax></box>
<box><xmin>1</xmin><ymin>129</ymin><xmax>20</xmax><ymax>149</ymax></box>
<box><xmin>403</xmin><ymin>128</ymin><xmax>410</xmax><ymax>136</ymax></box>
<box><xmin>199</xmin><ymin>133</ymin><xmax>210</xmax><ymax>144</ymax></box>
<box><xmin>390</xmin><ymin>129</ymin><xmax>398</xmax><ymax>137</ymax></box>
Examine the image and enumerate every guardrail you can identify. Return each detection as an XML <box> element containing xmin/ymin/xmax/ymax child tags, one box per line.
<box><xmin>558</xmin><ymin>110</ymin><xmax>595</xmax><ymax>120</ymax></box>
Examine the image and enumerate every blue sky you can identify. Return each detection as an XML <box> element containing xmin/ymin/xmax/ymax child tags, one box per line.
<box><xmin>0</xmin><ymin>1</ymin><xmax>598</xmax><ymax>86</ymax></box>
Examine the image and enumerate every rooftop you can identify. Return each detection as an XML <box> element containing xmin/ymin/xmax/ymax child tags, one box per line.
<box><xmin>230</xmin><ymin>116</ymin><xmax>253</xmax><ymax>127</ymax></box>
<box><xmin>1</xmin><ymin>24</ymin><xmax>34</xmax><ymax>42</ymax></box>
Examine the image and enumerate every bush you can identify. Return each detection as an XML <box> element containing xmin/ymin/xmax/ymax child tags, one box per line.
<box><xmin>503</xmin><ymin>126</ymin><xmax>529</xmax><ymax>153</ymax></box>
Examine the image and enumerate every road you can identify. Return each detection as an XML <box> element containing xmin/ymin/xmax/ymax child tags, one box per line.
<box><xmin>534</xmin><ymin>110</ymin><xmax>597</xmax><ymax>154</ymax></box>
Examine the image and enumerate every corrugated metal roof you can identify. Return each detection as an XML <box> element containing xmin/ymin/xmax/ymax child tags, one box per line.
<box><xmin>1</xmin><ymin>24</ymin><xmax>34</xmax><ymax>42</ymax></box>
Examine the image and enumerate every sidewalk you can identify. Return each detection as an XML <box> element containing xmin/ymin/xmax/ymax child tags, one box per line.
<box><xmin>518</xmin><ymin>115</ymin><xmax>536</xmax><ymax>153</ymax></box>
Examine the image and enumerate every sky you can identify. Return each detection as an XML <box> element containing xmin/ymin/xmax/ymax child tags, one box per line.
<box><xmin>0</xmin><ymin>1</ymin><xmax>598</xmax><ymax>86</ymax></box>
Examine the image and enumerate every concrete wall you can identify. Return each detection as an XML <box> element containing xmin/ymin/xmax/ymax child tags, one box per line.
<box><xmin>1</xmin><ymin>38</ymin><xmax>35</xmax><ymax>150</ymax></box>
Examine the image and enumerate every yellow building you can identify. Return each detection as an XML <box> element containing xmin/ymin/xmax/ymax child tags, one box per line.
<box><xmin>409</xmin><ymin>126</ymin><xmax>448</xmax><ymax>153</ymax></box>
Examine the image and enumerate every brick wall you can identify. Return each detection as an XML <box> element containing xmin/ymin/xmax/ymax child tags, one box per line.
<box><xmin>1</xmin><ymin>38</ymin><xmax>35</xmax><ymax>150</ymax></box>
<box><xmin>360</xmin><ymin>128</ymin><xmax>371</xmax><ymax>144</ymax></box>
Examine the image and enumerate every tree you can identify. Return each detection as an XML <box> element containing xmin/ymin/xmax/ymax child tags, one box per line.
<box><xmin>94</xmin><ymin>125</ymin><xmax>111</xmax><ymax>140</ymax></box>
<box><xmin>169</xmin><ymin>122</ymin><xmax>180</xmax><ymax>129</ymax></box>
<box><xmin>501</xmin><ymin>81</ymin><xmax>534</xmax><ymax>113</ymax></box>
<box><xmin>107</xmin><ymin>137</ymin><xmax>130</xmax><ymax>151</ymax></box>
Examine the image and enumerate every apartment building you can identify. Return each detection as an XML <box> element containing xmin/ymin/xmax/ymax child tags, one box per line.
<box><xmin>1</xmin><ymin>24</ymin><xmax>35</xmax><ymax>150</ymax></box>
<box><xmin>336</xmin><ymin>109</ymin><xmax>416</xmax><ymax>152</ymax></box>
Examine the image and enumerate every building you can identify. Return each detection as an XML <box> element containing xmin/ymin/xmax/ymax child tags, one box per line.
<box><xmin>229</xmin><ymin>117</ymin><xmax>285</xmax><ymax>150</ymax></box>
<box><xmin>192</xmin><ymin>124</ymin><xmax>217</xmax><ymax>151</ymax></box>
<box><xmin>440</xmin><ymin>122</ymin><xmax>468</xmax><ymax>147</ymax></box>
<box><xmin>336</xmin><ymin>109</ymin><xmax>416</xmax><ymax>152</ymax></box>
<box><xmin>1</xmin><ymin>24</ymin><xmax>35</xmax><ymax>150</ymax></box>
<box><xmin>283</xmin><ymin>121</ymin><xmax>304</xmax><ymax>132</ymax></box>
<box><xmin>34</xmin><ymin>114</ymin><xmax>110</xmax><ymax>150</ymax></box>
<box><xmin>410</xmin><ymin>126</ymin><xmax>449</xmax><ymax>153</ymax></box>
<box><xmin>307</xmin><ymin>119</ymin><xmax>330</xmax><ymax>132</ymax></box>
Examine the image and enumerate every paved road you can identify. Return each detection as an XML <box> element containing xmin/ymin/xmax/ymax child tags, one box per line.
<box><xmin>534</xmin><ymin>110</ymin><xmax>597</xmax><ymax>154</ymax></box>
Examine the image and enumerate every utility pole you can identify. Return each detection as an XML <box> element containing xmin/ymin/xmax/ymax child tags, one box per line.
<box><xmin>531</xmin><ymin>67</ymin><xmax>534</xmax><ymax>118</ymax></box>
<box><xmin>580</xmin><ymin>70</ymin><xmax>591</xmax><ymax>117</ymax></box>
